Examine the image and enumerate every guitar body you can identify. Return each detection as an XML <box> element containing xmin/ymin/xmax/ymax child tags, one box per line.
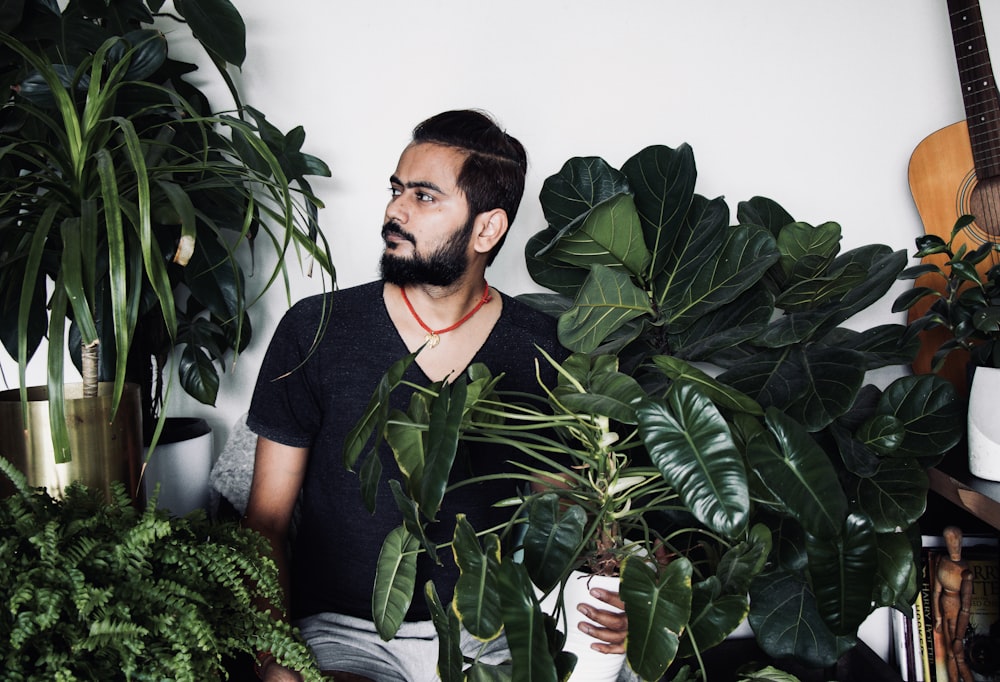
<box><xmin>907</xmin><ymin>121</ymin><xmax>976</xmax><ymax>391</ymax></box>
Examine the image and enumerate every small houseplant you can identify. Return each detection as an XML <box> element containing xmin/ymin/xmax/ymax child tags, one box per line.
<box><xmin>893</xmin><ymin>214</ymin><xmax>1000</xmax><ymax>374</ymax></box>
<box><xmin>0</xmin><ymin>455</ymin><xmax>322</xmax><ymax>680</ymax></box>
<box><xmin>348</xmin><ymin>144</ymin><xmax>964</xmax><ymax>681</ymax></box>
<box><xmin>0</xmin><ymin>0</ymin><xmax>333</xmax><ymax>471</ymax></box>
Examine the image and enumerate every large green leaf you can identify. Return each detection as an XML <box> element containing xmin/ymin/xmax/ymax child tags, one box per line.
<box><xmin>876</xmin><ymin>375</ymin><xmax>962</xmax><ymax>459</ymax></box>
<box><xmin>873</xmin><ymin>529</ymin><xmax>920</xmax><ymax>611</ymax></box>
<box><xmin>497</xmin><ymin>560</ymin><xmax>559</xmax><ymax>682</ymax></box>
<box><xmin>372</xmin><ymin>525</ymin><xmax>420</xmax><ymax>641</ymax></box>
<box><xmin>679</xmin><ymin>578</ymin><xmax>749</xmax><ymax>657</ymax></box>
<box><xmin>667</xmin><ymin>286</ymin><xmax>774</xmax><ymax>361</ymax></box>
<box><xmin>749</xmin><ymin>410</ymin><xmax>847</xmax><ymax>541</ymax></box>
<box><xmin>637</xmin><ymin>385</ymin><xmax>748</xmax><ymax>538</ymax></box>
<box><xmin>748</xmin><ymin>568</ymin><xmax>855</xmax><ymax>667</ymax></box>
<box><xmin>849</xmin><ymin>457</ymin><xmax>929</xmax><ymax>533</ymax></box>
<box><xmin>545</xmin><ymin>194</ymin><xmax>650</xmax><ymax>279</ymax></box>
<box><xmin>524</xmin><ymin>230</ymin><xmax>590</xmax><ymax>296</ymax></box>
<box><xmin>420</xmin><ymin>379</ymin><xmax>467</xmax><ymax>521</ymax></box>
<box><xmin>557</xmin><ymin>264</ymin><xmax>653</xmax><ymax>352</ymax></box>
<box><xmin>538</xmin><ymin>156</ymin><xmax>630</xmax><ymax>233</ymax></box>
<box><xmin>805</xmin><ymin>512</ymin><xmax>877</xmax><ymax>635</ymax></box>
<box><xmin>620</xmin><ymin>555</ymin><xmax>693</xmax><ymax>682</ymax></box>
<box><xmin>344</xmin><ymin>352</ymin><xmax>416</xmax><ymax>471</ymax></box>
<box><xmin>650</xmin><ymin>356</ymin><xmax>763</xmax><ymax>416</ymax></box>
<box><xmin>662</xmin><ymin>222</ymin><xmax>780</xmax><ymax>333</ymax></box>
<box><xmin>522</xmin><ymin>495</ymin><xmax>586</xmax><ymax>593</ymax></box>
<box><xmin>620</xmin><ymin>144</ymin><xmax>697</xmax><ymax>279</ymax></box>
<box><xmin>452</xmin><ymin>516</ymin><xmax>503</xmax><ymax>641</ymax></box>
<box><xmin>425</xmin><ymin>582</ymin><xmax>464</xmax><ymax>682</ymax></box>
<box><xmin>175</xmin><ymin>0</ymin><xmax>246</xmax><ymax>66</ymax></box>
<box><xmin>553</xmin><ymin>352</ymin><xmax>646</xmax><ymax>424</ymax></box>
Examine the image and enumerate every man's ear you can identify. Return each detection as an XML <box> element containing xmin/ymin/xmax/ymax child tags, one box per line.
<box><xmin>473</xmin><ymin>209</ymin><xmax>509</xmax><ymax>254</ymax></box>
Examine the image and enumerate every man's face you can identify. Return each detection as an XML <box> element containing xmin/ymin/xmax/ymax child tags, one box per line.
<box><xmin>380</xmin><ymin>142</ymin><xmax>475</xmax><ymax>287</ymax></box>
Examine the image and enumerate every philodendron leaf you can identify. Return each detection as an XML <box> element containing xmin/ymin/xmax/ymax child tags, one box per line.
<box><xmin>874</xmin><ymin>529</ymin><xmax>919</xmax><ymax>610</ymax></box>
<box><xmin>452</xmin><ymin>516</ymin><xmax>503</xmax><ymax>641</ymax></box>
<box><xmin>425</xmin><ymin>582</ymin><xmax>463</xmax><ymax>682</ymax></box>
<box><xmin>805</xmin><ymin>513</ymin><xmax>878</xmax><ymax>635</ymax></box>
<box><xmin>748</xmin><ymin>568</ymin><xmax>856</xmax><ymax>667</ymax></box>
<box><xmin>420</xmin><ymin>378</ymin><xmax>467</xmax><ymax>521</ymax></box>
<box><xmin>344</xmin><ymin>351</ymin><xmax>417</xmax><ymax>471</ymax></box>
<box><xmin>749</xmin><ymin>409</ymin><xmax>847</xmax><ymax>541</ymax></box>
<box><xmin>849</xmin><ymin>456</ymin><xmax>929</xmax><ymax>533</ymax></box>
<box><xmin>715</xmin><ymin>525</ymin><xmax>773</xmax><ymax>595</ymax></box>
<box><xmin>372</xmin><ymin>525</ymin><xmax>420</xmax><ymax>641</ymax></box>
<box><xmin>388</xmin><ymin>479</ymin><xmax>437</xmax><ymax>559</ymax></box>
<box><xmin>637</xmin><ymin>385</ymin><xmax>749</xmax><ymax>538</ymax></box>
<box><xmin>522</xmin><ymin>495</ymin><xmax>586</xmax><ymax>594</ymax></box>
<box><xmin>497</xmin><ymin>560</ymin><xmax>559</xmax><ymax>682</ymax></box>
<box><xmin>620</xmin><ymin>143</ymin><xmax>697</xmax><ymax>279</ymax></box>
<box><xmin>620</xmin><ymin>555</ymin><xmax>693</xmax><ymax>682</ymax></box>
<box><xmin>387</xmin><ymin>407</ymin><xmax>426</xmax><ymax>488</ymax></box>
<box><xmin>679</xmin><ymin>578</ymin><xmax>749</xmax><ymax>657</ymax></box>
<box><xmin>876</xmin><ymin>375</ymin><xmax>962</xmax><ymax>459</ymax></box>
<box><xmin>558</xmin><ymin>264</ymin><xmax>653</xmax><ymax>352</ymax></box>
<box><xmin>650</xmin><ymin>355</ymin><xmax>763</xmax><ymax>416</ymax></box>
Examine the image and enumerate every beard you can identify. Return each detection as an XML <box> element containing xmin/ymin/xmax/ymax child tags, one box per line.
<box><xmin>380</xmin><ymin>214</ymin><xmax>475</xmax><ymax>287</ymax></box>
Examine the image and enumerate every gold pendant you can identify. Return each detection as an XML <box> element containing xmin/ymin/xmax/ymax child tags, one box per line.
<box><xmin>425</xmin><ymin>333</ymin><xmax>441</xmax><ymax>349</ymax></box>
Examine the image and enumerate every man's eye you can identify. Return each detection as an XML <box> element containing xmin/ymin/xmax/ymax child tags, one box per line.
<box><xmin>389</xmin><ymin>187</ymin><xmax>402</xmax><ymax>197</ymax></box>
<box><xmin>416</xmin><ymin>192</ymin><xmax>434</xmax><ymax>202</ymax></box>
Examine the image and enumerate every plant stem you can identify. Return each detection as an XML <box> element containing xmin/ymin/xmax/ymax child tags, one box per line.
<box><xmin>82</xmin><ymin>340</ymin><xmax>99</xmax><ymax>398</ymax></box>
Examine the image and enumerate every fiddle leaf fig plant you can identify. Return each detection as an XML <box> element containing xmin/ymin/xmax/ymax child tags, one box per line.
<box><xmin>0</xmin><ymin>0</ymin><xmax>333</xmax><ymax>458</ymax></box>
<box><xmin>349</xmin><ymin>144</ymin><xmax>963</xmax><ymax>681</ymax></box>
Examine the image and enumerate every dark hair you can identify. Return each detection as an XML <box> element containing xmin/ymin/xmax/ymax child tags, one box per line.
<box><xmin>412</xmin><ymin>110</ymin><xmax>527</xmax><ymax>264</ymax></box>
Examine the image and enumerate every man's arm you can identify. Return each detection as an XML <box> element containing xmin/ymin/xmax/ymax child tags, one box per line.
<box><xmin>243</xmin><ymin>436</ymin><xmax>309</xmax><ymax>679</ymax></box>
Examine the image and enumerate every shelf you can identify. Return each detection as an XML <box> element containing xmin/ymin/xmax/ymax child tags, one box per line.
<box><xmin>927</xmin><ymin>465</ymin><xmax>1000</xmax><ymax>530</ymax></box>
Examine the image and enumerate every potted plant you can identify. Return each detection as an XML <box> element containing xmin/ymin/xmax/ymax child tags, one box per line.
<box><xmin>893</xmin><ymin>214</ymin><xmax>1000</xmax><ymax>374</ymax></box>
<box><xmin>0</xmin><ymin>0</ymin><xmax>333</xmax><ymax>496</ymax></box>
<box><xmin>347</xmin><ymin>144</ymin><xmax>964</xmax><ymax>681</ymax></box>
<box><xmin>0</xmin><ymin>454</ymin><xmax>322</xmax><ymax>679</ymax></box>
<box><xmin>894</xmin><ymin>215</ymin><xmax>1000</xmax><ymax>480</ymax></box>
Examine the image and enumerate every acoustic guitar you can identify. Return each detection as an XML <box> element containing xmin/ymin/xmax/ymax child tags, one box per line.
<box><xmin>908</xmin><ymin>0</ymin><xmax>1000</xmax><ymax>392</ymax></box>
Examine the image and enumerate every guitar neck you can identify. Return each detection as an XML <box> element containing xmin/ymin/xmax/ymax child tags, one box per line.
<box><xmin>949</xmin><ymin>0</ymin><xmax>1000</xmax><ymax>179</ymax></box>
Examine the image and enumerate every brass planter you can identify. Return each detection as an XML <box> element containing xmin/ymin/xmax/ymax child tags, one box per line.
<box><xmin>0</xmin><ymin>383</ymin><xmax>143</xmax><ymax>500</ymax></box>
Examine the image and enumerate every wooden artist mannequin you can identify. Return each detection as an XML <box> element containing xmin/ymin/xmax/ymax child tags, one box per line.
<box><xmin>934</xmin><ymin>525</ymin><xmax>975</xmax><ymax>682</ymax></box>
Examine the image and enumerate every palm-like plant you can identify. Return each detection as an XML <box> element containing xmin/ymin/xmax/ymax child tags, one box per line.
<box><xmin>0</xmin><ymin>0</ymin><xmax>333</xmax><ymax>459</ymax></box>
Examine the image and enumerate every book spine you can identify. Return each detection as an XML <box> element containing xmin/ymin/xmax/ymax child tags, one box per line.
<box><xmin>920</xmin><ymin>548</ymin><xmax>938</xmax><ymax>682</ymax></box>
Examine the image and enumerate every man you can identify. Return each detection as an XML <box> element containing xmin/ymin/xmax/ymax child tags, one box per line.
<box><xmin>243</xmin><ymin>110</ymin><xmax>626</xmax><ymax>681</ymax></box>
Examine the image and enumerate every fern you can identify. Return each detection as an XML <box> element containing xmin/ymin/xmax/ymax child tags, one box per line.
<box><xmin>0</xmin><ymin>457</ymin><xmax>322</xmax><ymax>680</ymax></box>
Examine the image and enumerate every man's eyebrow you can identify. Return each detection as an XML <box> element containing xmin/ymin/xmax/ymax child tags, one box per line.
<box><xmin>389</xmin><ymin>175</ymin><xmax>446</xmax><ymax>194</ymax></box>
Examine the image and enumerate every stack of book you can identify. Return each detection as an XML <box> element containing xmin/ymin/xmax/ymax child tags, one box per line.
<box><xmin>892</xmin><ymin>533</ymin><xmax>1000</xmax><ymax>681</ymax></box>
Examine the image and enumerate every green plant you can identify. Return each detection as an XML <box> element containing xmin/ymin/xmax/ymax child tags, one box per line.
<box><xmin>893</xmin><ymin>214</ymin><xmax>1000</xmax><ymax>370</ymax></box>
<box><xmin>350</xmin><ymin>144</ymin><xmax>964</xmax><ymax>681</ymax></box>
<box><xmin>0</xmin><ymin>0</ymin><xmax>333</xmax><ymax>458</ymax></box>
<box><xmin>0</xmin><ymin>455</ymin><xmax>322</xmax><ymax>680</ymax></box>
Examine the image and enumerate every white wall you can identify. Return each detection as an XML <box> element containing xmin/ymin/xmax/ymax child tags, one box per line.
<box><xmin>3</xmin><ymin>0</ymin><xmax>995</xmax><ymax>454</ymax></box>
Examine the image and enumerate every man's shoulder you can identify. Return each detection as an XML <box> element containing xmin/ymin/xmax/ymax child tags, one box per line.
<box><xmin>288</xmin><ymin>280</ymin><xmax>382</xmax><ymax>314</ymax></box>
<box><xmin>499</xmin><ymin>292</ymin><xmax>559</xmax><ymax>335</ymax></box>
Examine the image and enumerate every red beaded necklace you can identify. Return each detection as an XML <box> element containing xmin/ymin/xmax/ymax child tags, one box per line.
<box><xmin>400</xmin><ymin>281</ymin><xmax>492</xmax><ymax>348</ymax></box>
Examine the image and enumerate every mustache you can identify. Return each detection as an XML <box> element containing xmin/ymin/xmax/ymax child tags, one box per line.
<box><xmin>382</xmin><ymin>220</ymin><xmax>415</xmax><ymax>245</ymax></box>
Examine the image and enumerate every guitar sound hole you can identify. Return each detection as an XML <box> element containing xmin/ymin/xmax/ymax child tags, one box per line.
<box><xmin>969</xmin><ymin>177</ymin><xmax>1000</xmax><ymax>239</ymax></box>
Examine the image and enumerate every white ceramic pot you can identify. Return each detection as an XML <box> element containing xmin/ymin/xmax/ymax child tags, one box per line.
<box><xmin>143</xmin><ymin>418</ymin><xmax>214</xmax><ymax>515</ymax></box>
<box><xmin>538</xmin><ymin>571</ymin><xmax>627</xmax><ymax>682</ymax></box>
<box><xmin>968</xmin><ymin>366</ymin><xmax>1000</xmax><ymax>481</ymax></box>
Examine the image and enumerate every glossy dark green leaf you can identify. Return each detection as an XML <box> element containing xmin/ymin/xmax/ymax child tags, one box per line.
<box><xmin>522</xmin><ymin>495</ymin><xmax>586</xmax><ymax>593</ymax></box>
<box><xmin>372</xmin><ymin>525</ymin><xmax>419</xmax><ymax>641</ymax></box>
<box><xmin>873</xmin><ymin>530</ymin><xmax>919</xmax><ymax>610</ymax></box>
<box><xmin>805</xmin><ymin>513</ymin><xmax>877</xmax><ymax>635</ymax></box>
<box><xmin>637</xmin><ymin>386</ymin><xmax>748</xmax><ymax>538</ymax></box>
<box><xmin>850</xmin><ymin>457</ymin><xmax>928</xmax><ymax>533</ymax></box>
<box><xmin>620</xmin><ymin>143</ymin><xmax>697</xmax><ymax>278</ymax></box>
<box><xmin>650</xmin><ymin>356</ymin><xmax>763</xmax><ymax>416</ymax></box>
<box><xmin>524</xmin><ymin>230</ymin><xmax>590</xmax><ymax>297</ymax></box>
<box><xmin>667</xmin><ymin>286</ymin><xmax>774</xmax><ymax>361</ymax></box>
<box><xmin>420</xmin><ymin>379</ymin><xmax>467</xmax><ymax>521</ymax></box>
<box><xmin>452</xmin><ymin>516</ymin><xmax>503</xmax><ymax>641</ymax></box>
<box><xmin>424</xmin><ymin>582</ymin><xmax>463</xmax><ymax>682</ymax></box>
<box><xmin>737</xmin><ymin>196</ymin><xmax>795</xmax><ymax>237</ymax></box>
<box><xmin>557</xmin><ymin>264</ymin><xmax>653</xmax><ymax>352</ymax></box>
<box><xmin>538</xmin><ymin>156</ymin><xmax>630</xmax><ymax>233</ymax></box>
<box><xmin>876</xmin><ymin>375</ymin><xmax>962</xmax><ymax>459</ymax></box>
<box><xmin>554</xmin><ymin>353</ymin><xmax>646</xmax><ymax>424</ymax></box>
<box><xmin>620</xmin><ymin>555</ymin><xmax>692</xmax><ymax>681</ymax></box>
<box><xmin>680</xmin><ymin>579</ymin><xmax>749</xmax><ymax>656</ymax></box>
<box><xmin>750</xmin><ymin>410</ymin><xmax>847</xmax><ymax>541</ymax></box>
<box><xmin>389</xmin><ymin>479</ymin><xmax>436</xmax><ymax>559</ymax></box>
<box><xmin>344</xmin><ymin>352</ymin><xmax>417</xmax><ymax>471</ymax></box>
<box><xmin>748</xmin><ymin>568</ymin><xmax>855</xmax><ymax>667</ymax></box>
<box><xmin>775</xmin><ymin>221</ymin><xmax>842</xmax><ymax>281</ymax></box>
<box><xmin>497</xmin><ymin>560</ymin><xmax>558</xmax><ymax>682</ymax></box>
<box><xmin>175</xmin><ymin>0</ymin><xmax>246</xmax><ymax>66</ymax></box>
<box><xmin>178</xmin><ymin>344</ymin><xmax>220</xmax><ymax>405</ymax></box>
<box><xmin>856</xmin><ymin>414</ymin><xmax>905</xmax><ymax>456</ymax></box>
<box><xmin>548</xmin><ymin>194</ymin><xmax>650</xmax><ymax>278</ymax></box>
